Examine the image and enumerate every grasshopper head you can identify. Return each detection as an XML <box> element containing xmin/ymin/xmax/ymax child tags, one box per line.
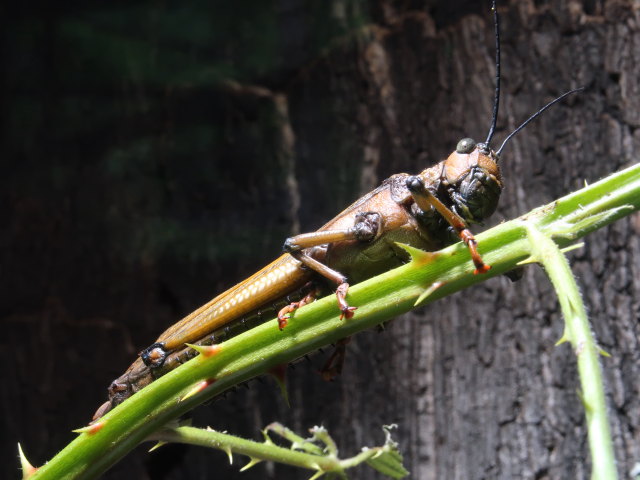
<box><xmin>441</xmin><ymin>138</ymin><xmax>503</xmax><ymax>223</ymax></box>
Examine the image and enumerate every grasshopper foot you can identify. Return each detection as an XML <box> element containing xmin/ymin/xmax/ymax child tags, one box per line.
<box><xmin>336</xmin><ymin>283</ymin><xmax>357</xmax><ymax>320</ymax></box>
<box><xmin>277</xmin><ymin>289</ymin><xmax>318</xmax><ymax>330</ymax></box>
<box><xmin>460</xmin><ymin>230</ymin><xmax>491</xmax><ymax>274</ymax></box>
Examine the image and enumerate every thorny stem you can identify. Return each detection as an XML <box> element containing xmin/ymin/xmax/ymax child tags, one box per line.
<box><xmin>148</xmin><ymin>425</ymin><xmax>404</xmax><ymax>478</ymax></box>
<box><xmin>27</xmin><ymin>163</ymin><xmax>640</xmax><ymax>480</ymax></box>
<box><xmin>524</xmin><ymin>225</ymin><xmax>617</xmax><ymax>480</ymax></box>
<box><xmin>150</xmin><ymin>426</ymin><xmax>340</xmax><ymax>473</ymax></box>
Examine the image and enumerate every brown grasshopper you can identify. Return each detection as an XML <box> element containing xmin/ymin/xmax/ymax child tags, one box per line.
<box><xmin>93</xmin><ymin>1</ymin><xmax>579</xmax><ymax>420</ymax></box>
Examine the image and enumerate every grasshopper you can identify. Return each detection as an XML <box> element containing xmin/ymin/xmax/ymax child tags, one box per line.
<box><xmin>93</xmin><ymin>1</ymin><xmax>579</xmax><ymax>420</ymax></box>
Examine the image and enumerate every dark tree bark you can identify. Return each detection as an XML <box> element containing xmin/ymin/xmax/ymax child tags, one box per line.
<box><xmin>2</xmin><ymin>1</ymin><xmax>638</xmax><ymax>479</ymax></box>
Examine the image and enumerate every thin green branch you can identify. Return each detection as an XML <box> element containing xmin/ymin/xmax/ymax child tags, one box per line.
<box><xmin>147</xmin><ymin>424</ymin><xmax>408</xmax><ymax>479</ymax></box>
<box><xmin>264</xmin><ymin>423</ymin><xmax>325</xmax><ymax>455</ymax></box>
<box><xmin>27</xmin><ymin>163</ymin><xmax>640</xmax><ymax>479</ymax></box>
<box><xmin>524</xmin><ymin>225</ymin><xmax>617</xmax><ymax>480</ymax></box>
<box><xmin>151</xmin><ymin>426</ymin><xmax>338</xmax><ymax>474</ymax></box>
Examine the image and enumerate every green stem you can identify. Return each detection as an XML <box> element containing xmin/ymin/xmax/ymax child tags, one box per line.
<box><xmin>148</xmin><ymin>424</ymin><xmax>407</xmax><ymax>479</ymax></box>
<box><xmin>265</xmin><ymin>423</ymin><xmax>325</xmax><ymax>455</ymax></box>
<box><xmin>525</xmin><ymin>225</ymin><xmax>617</xmax><ymax>480</ymax></box>
<box><xmin>28</xmin><ymin>163</ymin><xmax>640</xmax><ymax>480</ymax></box>
<box><xmin>150</xmin><ymin>426</ymin><xmax>340</xmax><ymax>474</ymax></box>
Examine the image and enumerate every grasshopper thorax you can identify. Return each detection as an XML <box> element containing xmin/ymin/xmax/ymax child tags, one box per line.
<box><xmin>441</xmin><ymin>138</ymin><xmax>503</xmax><ymax>224</ymax></box>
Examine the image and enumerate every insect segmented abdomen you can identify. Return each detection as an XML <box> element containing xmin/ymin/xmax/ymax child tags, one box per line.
<box><xmin>149</xmin><ymin>285</ymin><xmax>317</xmax><ymax>379</ymax></box>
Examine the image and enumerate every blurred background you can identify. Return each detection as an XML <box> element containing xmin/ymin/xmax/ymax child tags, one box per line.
<box><xmin>2</xmin><ymin>1</ymin><xmax>639</xmax><ymax>478</ymax></box>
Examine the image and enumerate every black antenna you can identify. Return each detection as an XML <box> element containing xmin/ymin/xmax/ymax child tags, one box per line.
<box><xmin>484</xmin><ymin>0</ymin><xmax>500</xmax><ymax>146</ymax></box>
<box><xmin>496</xmin><ymin>87</ymin><xmax>584</xmax><ymax>156</ymax></box>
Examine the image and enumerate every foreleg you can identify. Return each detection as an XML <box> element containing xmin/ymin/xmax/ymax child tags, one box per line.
<box><xmin>406</xmin><ymin>176</ymin><xmax>490</xmax><ymax>274</ymax></box>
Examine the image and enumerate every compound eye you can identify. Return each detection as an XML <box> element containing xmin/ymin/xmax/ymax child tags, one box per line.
<box><xmin>456</xmin><ymin>138</ymin><xmax>476</xmax><ymax>154</ymax></box>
